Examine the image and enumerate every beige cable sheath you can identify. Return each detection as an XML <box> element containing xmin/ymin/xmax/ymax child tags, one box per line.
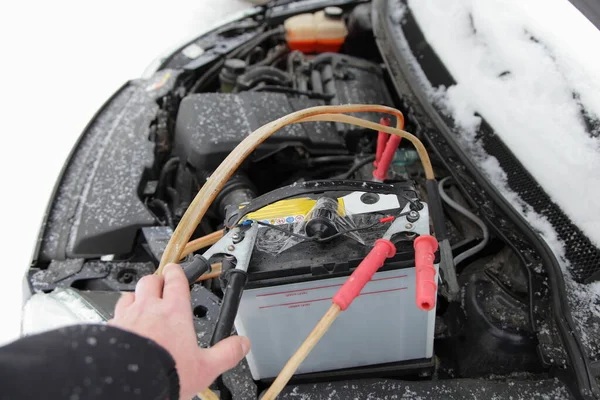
<box><xmin>179</xmin><ymin>115</ymin><xmax>416</xmax><ymax>260</ymax></box>
<box><xmin>158</xmin><ymin>104</ymin><xmax>429</xmax><ymax>275</ymax></box>
<box><xmin>180</xmin><ymin>109</ymin><xmax>406</xmax><ymax>263</ymax></box>
<box><xmin>181</xmin><ymin>230</ymin><xmax>224</xmax><ymax>259</ymax></box>
<box><xmin>195</xmin><ymin>263</ymin><xmax>222</xmax><ymax>282</ymax></box>
<box><xmin>300</xmin><ymin>114</ymin><xmax>432</xmax><ymax>179</ymax></box>
<box><xmin>198</xmin><ymin>389</ymin><xmax>220</xmax><ymax>400</ymax></box>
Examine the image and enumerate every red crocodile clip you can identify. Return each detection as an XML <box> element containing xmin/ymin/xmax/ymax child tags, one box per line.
<box><xmin>374</xmin><ymin>117</ymin><xmax>392</xmax><ymax>167</ymax></box>
<box><xmin>332</xmin><ymin>239</ymin><xmax>396</xmax><ymax>310</ymax></box>
<box><xmin>414</xmin><ymin>235</ymin><xmax>438</xmax><ymax>311</ymax></box>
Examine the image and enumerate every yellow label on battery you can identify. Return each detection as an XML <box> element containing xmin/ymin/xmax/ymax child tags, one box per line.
<box><xmin>245</xmin><ymin>197</ymin><xmax>346</xmax><ymax>225</ymax></box>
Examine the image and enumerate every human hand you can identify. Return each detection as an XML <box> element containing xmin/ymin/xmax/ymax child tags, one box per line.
<box><xmin>108</xmin><ymin>263</ymin><xmax>250</xmax><ymax>399</ymax></box>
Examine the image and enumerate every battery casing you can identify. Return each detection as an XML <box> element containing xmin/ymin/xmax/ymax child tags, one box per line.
<box><xmin>234</xmin><ymin>203</ymin><xmax>436</xmax><ymax>380</ymax></box>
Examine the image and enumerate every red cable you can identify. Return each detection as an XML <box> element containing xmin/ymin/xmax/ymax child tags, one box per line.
<box><xmin>373</xmin><ymin>133</ymin><xmax>401</xmax><ymax>181</ymax></box>
<box><xmin>332</xmin><ymin>239</ymin><xmax>396</xmax><ymax>310</ymax></box>
<box><xmin>374</xmin><ymin>117</ymin><xmax>391</xmax><ymax>167</ymax></box>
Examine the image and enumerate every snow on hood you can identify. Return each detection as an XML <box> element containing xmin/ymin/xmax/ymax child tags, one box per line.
<box><xmin>407</xmin><ymin>0</ymin><xmax>600</xmax><ymax>248</ymax></box>
<box><xmin>388</xmin><ymin>0</ymin><xmax>600</xmax><ymax>359</ymax></box>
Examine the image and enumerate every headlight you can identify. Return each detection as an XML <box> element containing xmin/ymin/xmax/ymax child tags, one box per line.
<box><xmin>22</xmin><ymin>289</ymin><xmax>106</xmax><ymax>336</ymax></box>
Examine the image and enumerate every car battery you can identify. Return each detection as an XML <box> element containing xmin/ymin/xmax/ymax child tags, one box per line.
<box><xmin>233</xmin><ymin>184</ymin><xmax>438</xmax><ymax>380</ymax></box>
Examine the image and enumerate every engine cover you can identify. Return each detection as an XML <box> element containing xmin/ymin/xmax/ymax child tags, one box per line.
<box><xmin>174</xmin><ymin>92</ymin><xmax>346</xmax><ymax>172</ymax></box>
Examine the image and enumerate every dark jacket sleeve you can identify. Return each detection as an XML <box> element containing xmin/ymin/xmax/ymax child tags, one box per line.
<box><xmin>0</xmin><ymin>324</ymin><xmax>179</xmax><ymax>400</ymax></box>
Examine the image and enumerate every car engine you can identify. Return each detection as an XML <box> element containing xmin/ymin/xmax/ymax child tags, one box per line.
<box><xmin>28</xmin><ymin>2</ymin><xmax>566</xmax><ymax>399</ymax></box>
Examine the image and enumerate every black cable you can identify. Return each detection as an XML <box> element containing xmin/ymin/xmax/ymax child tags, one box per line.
<box><xmin>287</xmin><ymin>50</ymin><xmax>306</xmax><ymax>75</ymax></box>
<box><xmin>314</xmin><ymin>221</ymin><xmax>380</xmax><ymax>242</ymax></box>
<box><xmin>214</xmin><ymin>21</ymin><xmax>260</xmax><ymax>36</ymax></box>
<box><xmin>245</xmin><ymin>47</ymin><xmax>265</xmax><ymax>65</ymax></box>
<box><xmin>210</xmin><ymin>256</ymin><xmax>246</xmax><ymax>400</ymax></box>
<box><xmin>237</xmin><ymin>66</ymin><xmax>292</xmax><ymax>90</ymax></box>
<box><xmin>190</xmin><ymin>28</ymin><xmax>284</xmax><ymax>93</ymax></box>
<box><xmin>306</xmin><ymin>155</ymin><xmax>356</xmax><ymax>164</ymax></box>
<box><xmin>230</xmin><ymin>27</ymin><xmax>284</xmax><ymax>59</ymax></box>
<box><xmin>189</xmin><ymin>59</ymin><xmax>225</xmax><ymax>93</ymax></box>
<box><xmin>332</xmin><ymin>155</ymin><xmax>376</xmax><ymax>179</ymax></box>
<box><xmin>396</xmin><ymin>192</ymin><xmax>423</xmax><ymax>212</ymax></box>
<box><xmin>439</xmin><ymin>177</ymin><xmax>489</xmax><ymax>264</ymax></box>
<box><xmin>293</xmin><ymin>155</ymin><xmax>355</xmax><ymax>167</ymax></box>
<box><xmin>440</xmin><ymin>179</ymin><xmax>535</xmax><ymax>331</ymax></box>
<box><xmin>226</xmin><ymin>181</ymin><xmax>401</xmax><ymax>228</ymax></box>
<box><xmin>255</xmin><ymin>220</ymin><xmax>316</xmax><ymax>242</ymax></box>
<box><xmin>289</xmin><ymin>165</ymin><xmax>351</xmax><ymax>182</ymax></box>
<box><xmin>255</xmin><ymin>220</ymin><xmax>379</xmax><ymax>243</ymax></box>
<box><xmin>148</xmin><ymin>199</ymin><xmax>175</xmax><ymax>229</ymax></box>
<box><xmin>254</xmin><ymin>213</ymin><xmax>409</xmax><ymax>243</ymax></box>
<box><xmin>156</xmin><ymin>157</ymin><xmax>179</xmax><ymax>199</ymax></box>
<box><xmin>165</xmin><ymin>187</ymin><xmax>180</xmax><ymax>209</ymax></box>
<box><xmin>526</xmin><ymin>265</ymin><xmax>537</xmax><ymax>333</ymax></box>
<box><xmin>249</xmin><ymin>85</ymin><xmax>334</xmax><ymax>100</ymax></box>
<box><xmin>252</xmin><ymin>45</ymin><xmax>288</xmax><ymax>68</ymax></box>
<box><xmin>484</xmin><ymin>269</ymin><xmax>528</xmax><ymax>305</ymax></box>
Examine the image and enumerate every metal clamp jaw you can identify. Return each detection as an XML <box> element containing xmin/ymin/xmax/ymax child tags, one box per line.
<box><xmin>382</xmin><ymin>203</ymin><xmax>430</xmax><ymax>240</ymax></box>
<box><xmin>202</xmin><ymin>222</ymin><xmax>259</xmax><ymax>273</ymax></box>
<box><xmin>383</xmin><ymin>203</ymin><xmax>458</xmax><ymax>302</ymax></box>
<box><xmin>192</xmin><ymin>222</ymin><xmax>261</xmax><ymax>399</ymax></box>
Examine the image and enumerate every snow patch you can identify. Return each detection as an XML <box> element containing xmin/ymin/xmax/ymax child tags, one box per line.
<box><xmin>389</xmin><ymin>0</ymin><xmax>600</xmax><ymax>357</ymax></box>
<box><xmin>475</xmin><ymin>150</ymin><xmax>600</xmax><ymax>351</ymax></box>
<box><xmin>406</xmin><ymin>0</ymin><xmax>600</xmax><ymax>248</ymax></box>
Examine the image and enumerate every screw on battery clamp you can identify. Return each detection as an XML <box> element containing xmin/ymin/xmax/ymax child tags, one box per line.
<box><xmin>231</xmin><ymin>231</ymin><xmax>245</xmax><ymax>244</ymax></box>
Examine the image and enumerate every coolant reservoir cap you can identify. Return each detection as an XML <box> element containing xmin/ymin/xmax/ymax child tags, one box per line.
<box><xmin>324</xmin><ymin>6</ymin><xmax>343</xmax><ymax>20</ymax></box>
<box><xmin>224</xmin><ymin>58</ymin><xmax>247</xmax><ymax>74</ymax></box>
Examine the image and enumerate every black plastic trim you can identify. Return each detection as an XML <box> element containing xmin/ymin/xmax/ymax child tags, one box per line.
<box><xmin>568</xmin><ymin>0</ymin><xmax>600</xmax><ymax>31</ymax></box>
<box><xmin>425</xmin><ymin>179</ymin><xmax>446</xmax><ymax>240</ymax></box>
<box><xmin>260</xmin><ymin>358</ymin><xmax>435</xmax><ymax>386</ymax></box>
<box><xmin>30</xmin><ymin>82</ymin><xmax>132</xmax><ymax>266</ymax></box>
<box><xmin>156</xmin><ymin>8</ymin><xmax>263</xmax><ymax>72</ymax></box>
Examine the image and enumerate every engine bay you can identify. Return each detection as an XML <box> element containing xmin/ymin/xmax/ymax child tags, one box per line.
<box><xmin>28</xmin><ymin>1</ymin><xmax>576</xmax><ymax>399</ymax></box>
